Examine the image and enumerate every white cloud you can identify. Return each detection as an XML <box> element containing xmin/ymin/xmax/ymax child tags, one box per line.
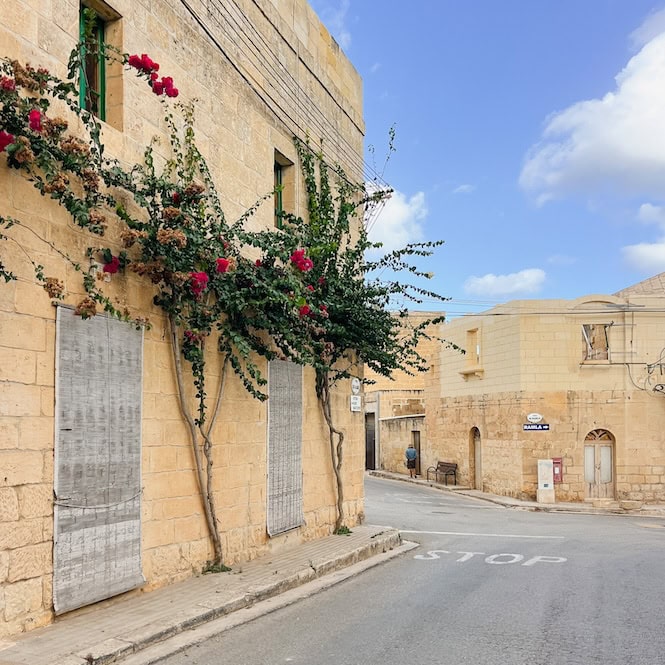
<box><xmin>637</xmin><ymin>202</ymin><xmax>665</xmax><ymax>225</ymax></box>
<box><xmin>519</xmin><ymin>33</ymin><xmax>665</xmax><ymax>205</ymax></box>
<box><xmin>622</xmin><ymin>241</ymin><xmax>665</xmax><ymax>272</ymax></box>
<box><xmin>623</xmin><ymin>203</ymin><xmax>665</xmax><ymax>271</ymax></box>
<box><xmin>366</xmin><ymin>189</ymin><xmax>427</xmax><ymax>253</ymax></box>
<box><xmin>630</xmin><ymin>8</ymin><xmax>665</xmax><ymax>50</ymax></box>
<box><xmin>452</xmin><ymin>184</ymin><xmax>476</xmax><ymax>194</ymax></box>
<box><xmin>464</xmin><ymin>269</ymin><xmax>546</xmax><ymax>297</ymax></box>
<box><xmin>369</xmin><ymin>62</ymin><xmax>381</xmax><ymax>74</ymax></box>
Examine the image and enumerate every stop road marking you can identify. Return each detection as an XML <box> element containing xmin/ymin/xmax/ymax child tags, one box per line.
<box><xmin>413</xmin><ymin>550</ymin><xmax>567</xmax><ymax>565</ymax></box>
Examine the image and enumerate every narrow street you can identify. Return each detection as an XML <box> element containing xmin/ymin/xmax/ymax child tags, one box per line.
<box><xmin>158</xmin><ymin>475</ymin><xmax>665</xmax><ymax>665</ymax></box>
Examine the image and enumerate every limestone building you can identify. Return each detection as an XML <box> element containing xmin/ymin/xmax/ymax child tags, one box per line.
<box><xmin>364</xmin><ymin>312</ymin><xmax>442</xmax><ymax>474</ymax></box>
<box><xmin>1</xmin><ymin>0</ymin><xmax>365</xmax><ymax>636</ymax></box>
<box><xmin>424</xmin><ymin>274</ymin><xmax>665</xmax><ymax>504</ymax></box>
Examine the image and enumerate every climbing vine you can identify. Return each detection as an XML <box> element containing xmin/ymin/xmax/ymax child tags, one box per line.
<box><xmin>0</xmin><ymin>20</ymin><xmax>453</xmax><ymax>558</ymax></box>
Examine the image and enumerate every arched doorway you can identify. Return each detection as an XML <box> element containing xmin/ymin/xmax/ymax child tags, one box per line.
<box><xmin>584</xmin><ymin>429</ymin><xmax>615</xmax><ymax>500</ymax></box>
<box><xmin>469</xmin><ymin>427</ymin><xmax>482</xmax><ymax>490</ymax></box>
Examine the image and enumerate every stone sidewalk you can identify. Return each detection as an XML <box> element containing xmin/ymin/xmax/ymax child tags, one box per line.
<box><xmin>0</xmin><ymin>525</ymin><xmax>404</xmax><ymax>665</ymax></box>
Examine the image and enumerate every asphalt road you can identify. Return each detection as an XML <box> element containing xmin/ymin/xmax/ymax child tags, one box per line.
<box><xmin>158</xmin><ymin>475</ymin><xmax>665</xmax><ymax>665</ymax></box>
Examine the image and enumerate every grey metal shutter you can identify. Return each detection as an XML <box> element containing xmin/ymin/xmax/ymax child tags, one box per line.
<box><xmin>53</xmin><ymin>307</ymin><xmax>144</xmax><ymax>614</ymax></box>
<box><xmin>267</xmin><ymin>360</ymin><xmax>303</xmax><ymax>535</ymax></box>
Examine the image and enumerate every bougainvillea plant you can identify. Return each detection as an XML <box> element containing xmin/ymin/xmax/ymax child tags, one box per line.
<box><xmin>0</xmin><ymin>15</ymin><xmax>454</xmax><ymax>556</ymax></box>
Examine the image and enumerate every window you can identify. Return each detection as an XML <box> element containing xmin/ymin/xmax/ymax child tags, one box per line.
<box><xmin>78</xmin><ymin>1</ymin><xmax>123</xmax><ymax>128</ymax></box>
<box><xmin>582</xmin><ymin>323</ymin><xmax>610</xmax><ymax>361</ymax></box>
<box><xmin>467</xmin><ymin>328</ymin><xmax>481</xmax><ymax>365</ymax></box>
<box><xmin>459</xmin><ymin>328</ymin><xmax>483</xmax><ymax>378</ymax></box>
<box><xmin>79</xmin><ymin>6</ymin><xmax>106</xmax><ymax>119</ymax></box>
<box><xmin>274</xmin><ymin>150</ymin><xmax>294</xmax><ymax>228</ymax></box>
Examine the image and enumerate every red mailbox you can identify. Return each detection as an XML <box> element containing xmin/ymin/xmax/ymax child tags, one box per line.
<box><xmin>552</xmin><ymin>457</ymin><xmax>563</xmax><ymax>483</ymax></box>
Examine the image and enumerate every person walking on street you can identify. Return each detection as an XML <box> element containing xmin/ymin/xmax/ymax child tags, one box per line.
<box><xmin>405</xmin><ymin>443</ymin><xmax>418</xmax><ymax>478</ymax></box>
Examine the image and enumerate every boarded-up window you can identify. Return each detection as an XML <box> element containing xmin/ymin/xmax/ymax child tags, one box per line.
<box><xmin>267</xmin><ymin>360</ymin><xmax>303</xmax><ymax>536</ymax></box>
<box><xmin>53</xmin><ymin>307</ymin><xmax>144</xmax><ymax>614</ymax></box>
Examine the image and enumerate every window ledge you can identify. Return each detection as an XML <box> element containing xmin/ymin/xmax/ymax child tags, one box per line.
<box><xmin>459</xmin><ymin>366</ymin><xmax>484</xmax><ymax>379</ymax></box>
<box><xmin>580</xmin><ymin>360</ymin><xmax>611</xmax><ymax>367</ymax></box>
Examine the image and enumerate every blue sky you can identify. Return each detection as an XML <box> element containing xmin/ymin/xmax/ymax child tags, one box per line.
<box><xmin>309</xmin><ymin>1</ymin><xmax>665</xmax><ymax>316</ymax></box>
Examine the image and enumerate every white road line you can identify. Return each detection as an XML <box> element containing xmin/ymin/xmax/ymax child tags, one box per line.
<box><xmin>400</xmin><ymin>530</ymin><xmax>564</xmax><ymax>539</ymax></box>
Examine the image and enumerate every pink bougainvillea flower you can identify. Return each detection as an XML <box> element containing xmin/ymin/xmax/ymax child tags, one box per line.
<box><xmin>0</xmin><ymin>77</ymin><xmax>16</xmax><ymax>91</ymax></box>
<box><xmin>317</xmin><ymin>276</ymin><xmax>325</xmax><ymax>285</ymax></box>
<box><xmin>149</xmin><ymin>74</ymin><xmax>179</xmax><ymax>98</ymax></box>
<box><xmin>189</xmin><ymin>271</ymin><xmax>209</xmax><ymax>296</ymax></box>
<box><xmin>306</xmin><ymin>284</ymin><xmax>314</xmax><ymax>292</ymax></box>
<box><xmin>28</xmin><ymin>109</ymin><xmax>42</xmax><ymax>131</ymax></box>
<box><xmin>290</xmin><ymin>249</ymin><xmax>313</xmax><ymax>272</ymax></box>
<box><xmin>215</xmin><ymin>257</ymin><xmax>231</xmax><ymax>274</ymax></box>
<box><xmin>0</xmin><ymin>130</ymin><xmax>15</xmax><ymax>152</ymax></box>
<box><xmin>298</xmin><ymin>304</ymin><xmax>311</xmax><ymax>318</ymax></box>
<box><xmin>103</xmin><ymin>256</ymin><xmax>120</xmax><ymax>274</ymax></box>
<box><xmin>128</xmin><ymin>53</ymin><xmax>160</xmax><ymax>74</ymax></box>
<box><xmin>127</xmin><ymin>54</ymin><xmax>142</xmax><ymax>68</ymax></box>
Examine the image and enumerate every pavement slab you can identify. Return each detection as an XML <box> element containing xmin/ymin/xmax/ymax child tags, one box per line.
<box><xmin>0</xmin><ymin>525</ymin><xmax>401</xmax><ymax>665</ymax></box>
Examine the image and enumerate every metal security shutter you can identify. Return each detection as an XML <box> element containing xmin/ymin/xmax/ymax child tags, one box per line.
<box><xmin>53</xmin><ymin>307</ymin><xmax>144</xmax><ymax>614</ymax></box>
<box><xmin>267</xmin><ymin>360</ymin><xmax>303</xmax><ymax>536</ymax></box>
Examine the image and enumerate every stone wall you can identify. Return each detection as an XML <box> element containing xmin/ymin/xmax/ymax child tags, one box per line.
<box><xmin>425</xmin><ymin>291</ymin><xmax>665</xmax><ymax>502</ymax></box>
<box><xmin>1</xmin><ymin>0</ymin><xmax>365</xmax><ymax>636</ymax></box>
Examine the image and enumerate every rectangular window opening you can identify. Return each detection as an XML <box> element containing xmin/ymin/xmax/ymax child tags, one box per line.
<box><xmin>79</xmin><ymin>6</ymin><xmax>107</xmax><ymax>120</ymax></box>
<box><xmin>274</xmin><ymin>150</ymin><xmax>294</xmax><ymax>228</ymax></box>
<box><xmin>582</xmin><ymin>323</ymin><xmax>610</xmax><ymax>361</ymax></box>
<box><xmin>79</xmin><ymin>1</ymin><xmax>123</xmax><ymax>129</ymax></box>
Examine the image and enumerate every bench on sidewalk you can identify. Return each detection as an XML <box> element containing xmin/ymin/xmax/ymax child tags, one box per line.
<box><xmin>426</xmin><ymin>461</ymin><xmax>457</xmax><ymax>485</ymax></box>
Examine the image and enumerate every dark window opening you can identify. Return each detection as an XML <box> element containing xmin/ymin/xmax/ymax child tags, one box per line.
<box><xmin>79</xmin><ymin>5</ymin><xmax>106</xmax><ymax>120</ymax></box>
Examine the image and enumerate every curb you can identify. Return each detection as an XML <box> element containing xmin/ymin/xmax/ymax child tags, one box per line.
<box><xmin>55</xmin><ymin>528</ymin><xmax>402</xmax><ymax>665</ymax></box>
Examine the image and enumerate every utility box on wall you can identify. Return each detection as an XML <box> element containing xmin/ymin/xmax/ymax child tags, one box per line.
<box><xmin>537</xmin><ymin>459</ymin><xmax>556</xmax><ymax>504</ymax></box>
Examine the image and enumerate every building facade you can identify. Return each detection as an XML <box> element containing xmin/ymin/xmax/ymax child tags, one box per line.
<box><xmin>364</xmin><ymin>312</ymin><xmax>441</xmax><ymax>474</ymax></box>
<box><xmin>424</xmin><ymin>275</ymin><xmax>665</xmax><ymax>504</ymax></box>
<box><xmin>1</xmin><ymin>0</ymin><xmax>366</xmax><ymax>636</ymax></box>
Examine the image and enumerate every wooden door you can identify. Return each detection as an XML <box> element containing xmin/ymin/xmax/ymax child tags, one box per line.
<box><xmin>584</xmin><ymin>430</ymin><xmax>615</xmax><ymax>500</ymax></box>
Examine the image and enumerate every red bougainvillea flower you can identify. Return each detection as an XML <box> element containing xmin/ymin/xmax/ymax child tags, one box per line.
<box><xmin>298</xmin><ymin>304</ymin><xmax>311</xmax><ymax>318</ymax></box>
<box><xmin>128</xmin><ymin>53</ymin><xmax>159</xmax><ymax>73</ymax></box>
<box><xmin>103</xmin><ymin>256</ymin><xmax>121</xmax><ymax>274</ymax></box>
<box><xmin>150</xmin><ymin>75</ymin><xmax>179</xmax><ymax>98</ymax></box>
<box><xmin>0</xmin><ymin>77</ymin><xmax>16</xmax><ymax>91</ymax></box>
<box><xmin>0</xmin><ymin>130</ymin><xmax>15</xmax><ymax>152</ymax></box>
<box><xmin>184</xmin><ymin>330</ymin><xmax>200</xmax><ymax>343</ymax></box>
<box><xmin>319</xmin><ymin>304</ymin><xmax>329</xmax><ymax>318</ymax></box>
<box><xmin>28</xmin><ymin>109</ymin><xmax>42</xmax><ymax>132</ymax></box>
<box><xmin>317</xmin><ymin>276</ymin><xmax>325</xmax><ymax>285</ymax></box>
<box><xmin>290</xmin><ymin>249</ymin><xmax>313</xmax><ymax>272</ymax></box>
<box><xmin>215</xmin><ymin>257</ymin><xmax>231</xmax><ymax>273</ymax></box>
<box><xmin>189</xmin><ymin>271</ymin><xmax>209</xmax><ymax>296</ymax></box>
<box><xmin>255</xmin><ymin>259</ymin><xmax>262</xmax><ymax>267</ymax></box>
<box><xmin>306</xmin><ymin>284</ymin><xmax>314</xmax><ymax>292</ymax></box>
